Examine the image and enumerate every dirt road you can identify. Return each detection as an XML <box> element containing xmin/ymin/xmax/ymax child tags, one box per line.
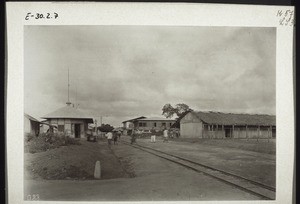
<box><xmin>128</xmin><ymin>136</ymin><xmax>276</xmax><ymax>188</ymax></box>
<box><xmin>25</xmin><ymin>138</ymin><xmax>261</xmax><ymax>201</ymax></box>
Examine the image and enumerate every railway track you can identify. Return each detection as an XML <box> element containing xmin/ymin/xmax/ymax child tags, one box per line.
<box><xmin>121</xmin><ymin>140</ymin><xmax>276</xmax><ymax>200</ymax></box>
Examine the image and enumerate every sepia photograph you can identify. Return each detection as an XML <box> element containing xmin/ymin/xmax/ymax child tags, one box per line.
<box><xmin>6</xmin><ymin>2</ymin><xmax>295</xmax><ymax>204</ymax></box>
<box><xmin>23</xmin><ymin>25</ymin><xmax>276</xmax><ymax>201</ymax></box>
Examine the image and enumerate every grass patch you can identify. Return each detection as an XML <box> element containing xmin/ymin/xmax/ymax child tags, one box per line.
<box><xmin>25</xmin><ymin>141</ymin><xmax>128</xmax><ymax>180</ymax></box>
<box><xmin>24</xmin><ymin>133</ymin><xmax>81</xmax><ymax>153</ymax></box>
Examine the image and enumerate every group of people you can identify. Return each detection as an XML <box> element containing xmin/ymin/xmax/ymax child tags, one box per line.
<box><xmin>106</xmin><ymin>131</ymin><xmax>121</xmax><ymax>146</ymax></box>
<box><xmin>105</xmin><ymin>128</ymin><xmax>179</xmax><ymax>146</ymax></box>
<box><xmin>131</xmin><ymin>128</ymin><xmax>173</xmax><ymax>144</ymax></box>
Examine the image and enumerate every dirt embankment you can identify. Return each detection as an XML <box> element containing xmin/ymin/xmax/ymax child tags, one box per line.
<box><xmin>25</xmin><ymin>140</ymin><xmax>134</xmax><ymax>180</ymax></box>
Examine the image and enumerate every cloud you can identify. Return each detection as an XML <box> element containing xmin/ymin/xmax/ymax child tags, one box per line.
<box><xmin>24</xmin><ymin>26</ymin><xmax>276</xmax><ymax>126</ymax></box>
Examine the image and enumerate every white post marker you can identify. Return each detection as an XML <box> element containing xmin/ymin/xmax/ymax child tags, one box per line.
<box><xmin>94</xmin><ymin>161</ymin><xmax>101</xmax><ymax>179</ymax></box>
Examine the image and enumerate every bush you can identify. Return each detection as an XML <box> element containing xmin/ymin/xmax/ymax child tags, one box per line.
<box><xmin>25</xmin><ymin>132</ymin><xmax>81</xmax><ymax>153</ymax></box>
<box><xmin>25</xmin><ymin>133</ymin><xmax>35</xmax><ymax>142</ymax></box>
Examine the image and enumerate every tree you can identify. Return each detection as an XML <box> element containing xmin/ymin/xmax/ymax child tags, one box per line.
<box><xmin>162</xmin><ymin>103</ymin><xmax>176</xmax><ymax>118</ymax></box>
<box><xmin>97</xmin><ymin>124</ymin><xmax>114</xmax><ymax>132</ymax></box>
<box><xmin>162</xmin><ymin>103</ymin><xmax>193</xmax><ymax>118</ymax></box>
<box><xmin>175</xmin><ymin>103</ymin><xmax>192</xmax><ymax>117</ymax></box>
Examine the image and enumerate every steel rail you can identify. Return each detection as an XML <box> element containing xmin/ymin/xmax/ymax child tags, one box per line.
<box><xmin>120</xmin><ymin>140</ymin><xmax>275</xmax><ymax>200</ymax></box>
<box><xmin>133</xmin><ymin>141</ymin><xmax>275</xmax><ymax>191</ymax></box>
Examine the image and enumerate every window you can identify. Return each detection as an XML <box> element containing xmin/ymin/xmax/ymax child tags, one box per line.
<box><xmin>260</xmin><ymin>126</ymin><xmax>269</xmax><ymax>131</ymax></box>
<box><xmin>204</xmin><ymin>124</ymin><xmax>208</xmax><ymax>131</ymax></box>
<box><xmin>272</xmin><ymin>127</ymin><xmax>276</xmax><ymax>138</ymax></box>
<box><xmin>154</xmin><ymin>122</ymin><xmax>156</xmax><ymax>127</ymax></box>
<box><xmin>170</xmin><ymin>123</ymin><xmax>172</xmax><ymax>127</ymax></box>
<box><xmin>139</xmin><ymin>122</ymin><xmax>147</xmax><ymax>127</ymax></box>
<box><xmin>162</xmin><ymin>122</ymin><xmax>166</xmax><ymax>127</ymax></box>
<box><xmin>58</xmin><ymin>125</ymin><xmax>64</xmax><ymax>132</ymax></box>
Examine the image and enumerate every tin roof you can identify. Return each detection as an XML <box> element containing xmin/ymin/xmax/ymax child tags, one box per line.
<box><xmin>137</xmin><ymin>117</ymin><xmax>176</xmax><ymax>122</ymax></box>
<box><xmin>190</xmin><ymin>111</ymin><xmax>276</xmax><ymax>126</ymax></box>
<box><xmin>42</xmin><ymin>105</ymin><xmax>94</xmax><ymax>123</ymax></box>
<box><xmin>24</xmin><ymin>113</ymin><xmax>40</xmax><ymax>123</ymax></box>
<box><xmin>122</xmin><ymin>116</ymin><xmax>146</xmax><ymax>123</ymax></box>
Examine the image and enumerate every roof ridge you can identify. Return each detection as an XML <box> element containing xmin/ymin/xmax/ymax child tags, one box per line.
<box><xmin>191</xmin><ymin>110</ymin><xmax>275</xmax><ymax>126</ymax></box>
<box><xmin>42</xmin><ymin>105</ymin><xmax>93</xmax><ymax>120</ymax></box>
<box><xmin>195</xmin><ymin>110</ymin><xmax>274</xmax><ymax>116</ymax></box>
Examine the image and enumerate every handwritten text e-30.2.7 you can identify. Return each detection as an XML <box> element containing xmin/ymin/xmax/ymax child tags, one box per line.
<box><xmin>25</xmin><ymin>12</ymin><xmax>58</xmax><ymax>20</ymax></box>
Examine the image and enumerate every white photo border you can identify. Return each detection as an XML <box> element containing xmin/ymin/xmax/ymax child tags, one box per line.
<box><xmin>6</xmin><ymin>2</ymin><xmax>295</xmax><ymax>204</ymax></box>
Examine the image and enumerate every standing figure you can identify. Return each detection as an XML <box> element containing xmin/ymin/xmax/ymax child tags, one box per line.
<box><xmin>131</xmin><ymin>129</ymin><xmax>137</xmax><ymax>144</ymax></box>
<box><xmin>106</xmin><ymin>131</ymin><xmax>113</xmax><ymax>146</ymax></box>
<box><xmin>113</xmin><ymin>131</ymin><xmax>118</xmax><ymax>145</ymax></box>
<box><xmin>163</xmin><ymin>128</ymin><xmax>169</xmax><ymax>142</ymax></box>
<box><xmin>150</xmin><ymin>128</ymin><xmax>156</xmax><ymax>143</ymax></box>
<box><xmin>117</xmin><ymin>131</ymin><xmax>121</xmax><ymax>139</ymax></box>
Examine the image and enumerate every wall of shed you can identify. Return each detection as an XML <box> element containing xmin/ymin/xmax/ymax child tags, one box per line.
<box><xmin>24</xmin><ymin>116</ymin><xmax>40</xmax><ymax>136</ymax></box>
<box><xmin>181</xmin><ymin>122</ymin><xmax>203</xmax><ymax>138</ymax></box>
<box><xmin>180</xmin><ymin>112</ymin><xmax>203</xmax><ymax>138</ymax></box>
<box><xmin>24</xmin><ymin>117</ymin><xmax>31</xmax><ymax>135</ymax></box>
<box><xmin>203</xmin><ymin>126</ymin><xmax>274</xmax><ymax>139</ymax></box>
<box><xmin>47</xmin><ymin>118</ymin><xmax>90</xmax><ymax>138</ymax></box>
<box><xmin>239</xmin><ymin>126</ymin><xmax>273</xmax><ymax>139</ymax></box>
<box><xmin>203</xmin><ymin>130</ymin><xmax>225</xmax><ymax>139</ymax></box>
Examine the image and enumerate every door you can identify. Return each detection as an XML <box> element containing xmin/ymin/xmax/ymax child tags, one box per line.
<box><xmin>75</xmin><ymin>124</ymin><xmax>81</xmax><ymax>138</ymax></box>
<box><xmin>272</xmin><ymin>128</ymin><xmax>276</xmax><ymax>138</ymax></box>
<box><xmin>225</xmin><ymin>128</ymin><xmax>231</xmax><ymax>138</ymax></box>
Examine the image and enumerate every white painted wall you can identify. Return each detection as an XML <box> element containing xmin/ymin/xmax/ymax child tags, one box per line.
<box><xmin>24</xmin><ymin>116</ymin><xmax>31</xmax><ymax>135</ymax></box>
<box><xmin>180</xmin><ymin>112</ymin><xmax>203</xmax><ymax>138</ymax></box>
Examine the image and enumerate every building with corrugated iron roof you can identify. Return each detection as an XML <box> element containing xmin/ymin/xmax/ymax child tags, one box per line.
<box><xmin>41</xmin><ymin>104</ymin><xmax>94</xmax><ymax>138</ymax></box>
<box><xmin>122</xmin><ymin>116</ymin><xmax>146</xmax><ymax>129</ymax></box>
<box><xmin>122</xmin><ymin>116</ymin><xmax>176</xmax><ymax>134</ymax></box>
<box><xmin>179</xmin><ymin>111</ymin><xmax>276</xmax><ymax>139</ymax></box>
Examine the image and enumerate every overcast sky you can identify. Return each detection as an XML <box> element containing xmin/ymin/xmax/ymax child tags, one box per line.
<box><xmin>24</xmin><ymin>26</ymin><xmax>276</xmax><ymax>127</ymax></box>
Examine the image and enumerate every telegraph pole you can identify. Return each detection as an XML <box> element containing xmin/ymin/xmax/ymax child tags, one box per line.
<box><xmin>66</xmin><ymin>68</ymin><xmax>71</xmax><ymax>106</ymax></box>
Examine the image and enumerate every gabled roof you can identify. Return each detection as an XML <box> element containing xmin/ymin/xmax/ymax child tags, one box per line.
<box><xmin>122</xmin><ymin>116</ymin><xmax>146</xmax><ymax>123</ymax></box>
<box><xmin>42</xmin><ymin>105</ymin><xmax>94</xmax><ymax>123</ymax></box>
<box><xmin>189</xmin><ymin>111</ymin><xmax>276</xmax><ymax>126</ymax></box>
<box><xmin>137</xmin><ymin>117</ymin><xmax>176</xmax><ymax>121</ymax></box>
<box><xmin>24</xmin><ymin>113</ymin><xmax>40</xmax><ymax>123</ymax></box>
<box><xmin>171</xmin><ymin>111</ymin><xmax>191</xmax><ymax>128</ymax></box>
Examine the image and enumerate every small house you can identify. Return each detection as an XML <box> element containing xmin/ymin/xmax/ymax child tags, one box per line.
<box><xmin>42</xmin><ymin>104</ymin><xmax>93</xmax><ymax>138</ymax></box>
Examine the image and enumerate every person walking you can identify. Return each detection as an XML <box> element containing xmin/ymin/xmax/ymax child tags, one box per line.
<box><xmin>117</xmin><ymin>131</ymin><xmax>121</xmax><ymax>139</ymax></box>
<box><xmin>131</xmin><ymin>129</ymin><xmax>137</xmax><ymax>144</ymax></box>
<box><xmin>106</xmin><ymin>131</ymin><xmax>113</xmax><ymax>146</ymax></box>
<box><xmin>113</xmin><ymin>131</ymin><xmax>118</xmax><ymax>145</ymax></box>
<box><xmin>163</xmin><ymin>128</ymin><xmax>169</xmax><ymax>143</ymax></box>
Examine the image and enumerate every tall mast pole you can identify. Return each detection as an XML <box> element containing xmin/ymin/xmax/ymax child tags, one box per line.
<box><xmin>66</xmin><ymin>68</ymin><xmax>71</xmax><ymax>106</ymax></box>
<box><xmin>68</xmin><ymin>68</ymin><xmax>69</xmax><ymax>102</ymax></box>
